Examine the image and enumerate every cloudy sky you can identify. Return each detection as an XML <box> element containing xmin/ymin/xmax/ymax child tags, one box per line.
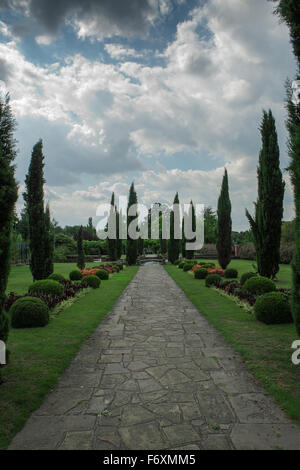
<box><xmin>0</xmin><ymin>0</ymin><xmax>297</xmax><ymax>230</ymax></box>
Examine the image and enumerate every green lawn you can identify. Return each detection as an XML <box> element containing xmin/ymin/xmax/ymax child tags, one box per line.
<box><xmin>0</xmin><ymin>264</ymin><xmax>138</xmax><ymax>449</ymax></box>
<box><xmin>165</xmin><ymin>262</ymin><xmax>300</xmax><ymax>424</ymax></box>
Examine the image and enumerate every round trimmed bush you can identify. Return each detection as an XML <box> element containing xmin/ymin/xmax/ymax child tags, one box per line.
<box><xmin>243</xmin><ymin>276</ymin><xmax>276</xmax><ymax>295</ymax></box>
<box><xmin>205</xmin><ymin>274</ymin><xmax>222</xmax><ymax>287</ymax></box>
<box><xmin>28</xmin><ymin>279</ymin><xmax>64</xmax><ymax>297</ymax></box>
<box><xmin>240</xmin><ymin>272</ymin><xmax>257</xmax><ymax>286</ymax></box>
<box><xmin>178</xmin><ymin>262</ymin><xmax>185</xmax><ymax>269</ymax></box>
<box><xmin>48</xmin><ymin>273</ymin><xmax>65</xmax><ymax>281</ymax></box>
<box><xmin>254</xmin><ymin>292</ymin><xmax>293</xmax><ymax>324</ymax></box>
<box><xmin>82</xmin><ymin>275</ymin><xmax>101</xmax><ymax>288</ymax></box>
<box><xmin>10</xmin><ymin>297</ymin><xmax>49</xmax><ymax>328</ymax></box>
<box><xmin>194</xmin><ymin>268</ymin><xmax>208</xmax><ymax>279</ymax></box>
<box><xmin>224</xmin><ymin>268</ymin><xmax>238</xmax><ymax>279</ymax></box>
<box><xmin>183</xmin><ymin>263</ymin><xmax>193</xmax><ymax>272</ymax></box>
<box><xmin>69</xmin><ymin>270</ymin><xmax>82</xmax><ymax>281</ymax></box>
<box><xmin>96</xmin><ymin>269</ymin><xmax>109</xmax><ymax>280</ymax></box>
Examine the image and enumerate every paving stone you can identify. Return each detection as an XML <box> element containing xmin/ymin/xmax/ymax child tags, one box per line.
<box><xmin>120</xmin><ymin>405</ymin><xmax>155</xmax><ymax>425</ymax></box>
<box><xmin>230</xmin><ymin>423</ymin><xmax>300</xmax><ymax>450</ymax></box>
<box><xmin>228</xmin><ymin>393</ymin><xmax>288</xmax><ymax>424</ymax></box>
<box><xmin>200</xmin><ymin>434</ymin><xmax>232</xmax><ymax>450</ymax></box>
<box><xmin>59</xmin><ymin>430</ymin><xmax>94</xmax><ymax>450</ymax></box>
<box><xmin>119</xmin><ymin>423</ymin><xmax>168</xmax><ymax>450</ymax></box>
<box><xmin>162</xmin><ymin>424</ymin><xmax>200</xmax><ymax>446</ymax></box>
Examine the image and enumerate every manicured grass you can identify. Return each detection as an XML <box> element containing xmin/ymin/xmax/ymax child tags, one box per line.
<box><xmin>0</xmin><ymin>265</ymin><xmax>138</xmax><ymax>449</ymax></box>
<box><xmin>165</xmin><ymin>263</ymin><xmax>300</xmax><ymax>424</ymax></box>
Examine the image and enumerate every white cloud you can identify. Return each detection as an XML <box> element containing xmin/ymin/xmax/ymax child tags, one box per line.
<box><xmin>35</xmin><ymin>34</ymin><xmax>55</xmax><ymax>45</ymax></box>
<box><xmin>2</xmin><ymin>0</ymin><xmax>296</xmax><ymax>228</ymax></box>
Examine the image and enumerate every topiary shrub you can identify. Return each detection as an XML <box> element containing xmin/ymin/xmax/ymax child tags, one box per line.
<box><xmin>224</xmin><ymin>268</ymin><xmax>238</xmax><ymax>279</ymax></box>
<box><xmin>178</xmin><ymin>262</ymin><xmax>185</xmax><ymax>269</ymax></box>
<box><xmin>254</xmin><ymin>292</ymin><xmax>293</xmax><ymax>324</ymax></box>
<box><xmin>69</xmin><ymin>270</ymin><xmax>82</xmax><ymax>281</ymax></box>
<box><xmin>242</xmin><ymin>276</ymin><xmax>276</xmax><ymax>295</ymax></box>
<box><xmin>82</xmin><ymin>275</ymin><xmax>101</xmax><ymax>289</ymax></box>
<box><xmin>28</xmin><ymin>279</ymin><xmax>64</xmax><ymax>297</ymax></box>
<box><xmin>205</xmin><ymin>274</ymin><xmax>222</xmax><ymax>287</ymax></box>
<box><xmin>10</xmin><ymin>297</ymin><xmax>49</xmax><ymax>328</ymax></box>
<box><xmin>183</xmin><ymin>263</ymin><xmax>193</xmax><ymax>272</ymax></box>
<box><xmin>48</xmin><ymin>273</ymin><xmax>65</xmax><ymax>281</ymax></box>
<box><xmin>240</xmin><ymin>272</ymin><xmax>257</xmax><ymax>286</ymax></box>
<box><xmin>174</xmin><ymin>260</ymin><xmax>180</xmax><ymax>265</ymax></box>
<box><xmin>194</xmin><ymin>268</ymin><xmax>208</xmax><ymax>279</ymax></box>
<box><xmin>96</xmin><ymin>269</ymin><xmax>109</xmax><ymax>280</ymax></box>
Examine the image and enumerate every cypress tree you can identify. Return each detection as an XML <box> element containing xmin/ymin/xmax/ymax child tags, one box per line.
<box><xmin>168</xmin><ymin>192</ymin><xmax>180</xmax><ymax>263</ymax></box>
<box><xmin>44</xmin><ymin>203</ymin><xmax>54</xmax><ymax>278</ymax></box>
<box><xmin>77</xmin><ymin>226</ymin><xmax>85</xmax><ymax>270</ymax></box>
<box><xmin>126</xmin><ymin>182</ymin><xmax>138</xmax><ymax>265</ymax></box>
<box><xmin>216</xmin><ymin>169</ymin><xmax>232</xmax><ymax>269</ymax></box>
<box><xmin>181</xmin><ymin>216</ymin><xmax>186</xmax><ymax>257</ymax></box>
<box><xmin>0</xmin><ymin>93</ymin><xmax>18</xmax><ymax>364</ymax></box>
<box><xmin>273</xmin><ymin>0</ymin><xmax>300</xmax><ymax>333</ymax></box>
<box><xmin>246</xmin><ymin>110</ymin><xmax>285</xmax><ymax>278</ymax></box>
<box><xmin>24</xmin><ymin>139</ymin><xmax>48</xmax><ymax>281</ymax></box>
<box><xmin>185</xmin><ymin>201</ymin><xmax>196</xmax><ymax>260</ymax></box>
<box><xmin>116</xmin><ymin>207</ymin><xmax>123</xmax><ymax>259</ymax></box>
<box><xmin>107</xmin><ymin>192</ymin><xmax>117</xmax><ymax>261</ymax></box>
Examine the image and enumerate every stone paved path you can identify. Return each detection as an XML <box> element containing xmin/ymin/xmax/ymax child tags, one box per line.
<box><xmin>9</xmin><ymin>265</ymin><xmax>300</xmax><ymax>450</ymax></box>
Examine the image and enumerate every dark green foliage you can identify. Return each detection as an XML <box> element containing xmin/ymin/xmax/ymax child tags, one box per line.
<box><xmin>96</xmin><ymin>269</ymin><xmax>109</xmax><ymax>280</ymax></box>
<box><xmin>24</xmin><ymin>140</ymin><xmax>48</xmax><ymax>281</ymax></box>
<box><xmin>181</xmin><ymin>216</ymin><xmax>186</xmax><ymax>257</ymax></box>
<box><xmin>10</xmin><ymin>297</ymin><xmax>49</xmax><ymax>328</ymax></box>
<box><xmin>194</xmin><ymin>268</ymin><xmax>208</xmax><ymax>279</ymax></box>
<box><xmin>204</xmin><ymin>206</ymin><xmax>217</xmax><ymax>243</ymax></box>
<box><xmin>240</xmin><ymin>272</ymin><xmax>257</xmax><ymax>286</ymax></box>
<box><xmin>81</xmin><ymin>275</ymin><xmax>100</xmax><ymax>289</ymax></box>
<box><xmin>107</xmin><ymin>192</ymin><xmax>117</xmax><ymax>261</ymax></box>
<box><xmin>44</xmin><ymin>203</ymin><xmax>54</xmax><ymax>278</ymax></box>
<box><xmin>28</xmin><ymin>279</ymin><xmax>64</xmax><ymax>297</ymax></box>
<box><xmin>168</xmin><ymin>192</ymin><xmax>180</xmax><ymax>264</ymax></box>
<box><xmin>48</xmin><ymin>273</ymin><xmax>65</xmax><ymax>281</ymax></box>
<box><xmin>224</xmin><ymin>268</ymin><xmax>238</xmax><ymax>279</ymax></box>
<box><xmin>216</xmin><ymin>169</ymin><xmax>232</xmax><ymax>269</ymax></box>
<box><xmin>274</xmin><ymin>1</ymin><xmax>300</xmax><ymax>334</ymax></box>
<box><xmin>126</xmin><ymin>182</ymin><xmax>138</xmax><ymax>265</ymax></box>
<box><xmin>77</xmin><ymin>226</ymin><xmax>85</xmax><ymax>270</ymax></box>
<box><xmin>243</xmin><ymin>276</ymin><xmax>276</xmax><ymax>295</ymax></box>
<box><xmin>0</xmin><ymin>93</ymin><xmax>18</xmax><ymax>351</ymax></box>
<box><xmin>205</xmin><ymin>274</ymin><xmax>222</xmax><ymax>287</ymax></box>
<box><xmin>246</xmin><ymin>110</ymin><xmax>285</xmax><ymax>279</ymax></box>
<box><xmin>254</xmin><ymin>292</ymin><xmax>293</xmax><ymax>325</ymax></box>
<box><xmin>174</xmin><ymin>260</ymin><xmax>180</xmax><ymax>265</ymax></box>
<box><xmin>183</xmin><ymin>263</ymin><xmax>193</xmax><ymax>272</ymax></box>
<box><xmin>69</xmin><ymin>270</ymin><xmax>82</xmax><ymax>281</ymax></box>
<box><xmin>185</xmin><ymin>201</ymin><xmax>196</xmax><ymax>260</ymax></box>
<box><xmin>178</xmin><ymin>262</ymin><xmax>185</xmax><ymax>269</ymax></box>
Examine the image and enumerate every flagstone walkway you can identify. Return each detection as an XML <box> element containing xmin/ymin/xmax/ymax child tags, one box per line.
<box><xmin>9</xmin><ymin>264</ymin><xmax>300</xmax><ymax>450</ymax></box>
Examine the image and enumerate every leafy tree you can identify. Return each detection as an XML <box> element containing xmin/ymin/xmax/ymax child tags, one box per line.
<box><xmin>126</xmin><ymin>183</ymin><xmax>138</xmax><ymax>265</ymax></box>
<box><xmin>181</xmin><ymin>216</ymin><xmax>186</xmax><ymax>257</ymax></box>
<box><xmin>246</xmin><ymin>110</ymin><xmax>285</xmax><ymax>278</ymax></box>
<box><xmin>87</xmin><ymin>217</ymin><xmax>98</xmax><ymax>240</ymax></box>
<box><xmin>281</xmin><ymin>219</ymin><xmax>295</xmax><ymax>244</ymax></box>
<box><xmin>77</xmin><ymin>226</ymin><xmax>85</xmax><ymax>270</ymax></box>
<box><xmin>168</xmin><ymin>192</ymin><xmax>180</xmax><ymax>263</ymax></box>
<box><xmin>15</xmin><ymin>207</ymin><xmax>29</xmax><ymax>241</ymax></box>
<box><xmin>24</xmin><ymin>139</ymin><xmax>48</xmax><ymax>281</ymax></box>
<box><xmin>44</xmin><ymin>203</ymin><xmax>54</xmax><ymax>277</ymax></box>
<box><xmin>204</xmin><ymin>206</ymin><xmax>217</xmax><ymax>243</ymax></box>
<box><xmin>216</xmin><ymin>169</ymin><xmax>232</xmax><ymax>269</ymax></box>
<box><xmin>0</xmin><ymin>93</ymin><xmax>18</xmax><ymax>362</ymax></box>
<box><xmin>273</xmin><ymin>0</ymin><xmax>300</xmax><ymax>333</ymax></box>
